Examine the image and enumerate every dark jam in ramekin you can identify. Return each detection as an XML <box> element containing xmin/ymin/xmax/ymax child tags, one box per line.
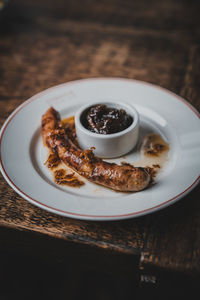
<box><xmin>81</xmin><ymin>104</ymin><xmax>133</xmax><ymax>134</ymax></box>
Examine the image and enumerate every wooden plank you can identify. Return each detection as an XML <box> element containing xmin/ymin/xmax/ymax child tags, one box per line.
<box><xmin>0</xmin><ymin>173</ymin><xmax>149</xmax><ymax>254</ymax></box>
<box><xmin>140</xmin><ymin>43</ymin><xmax>200</xmax><ymax>274</ymax></box>
<box><xmin>180</xmin><ymin>45</ymin><xmax>200</xmax><ymax>110</ymax></box>
<box><xmin>3</xmin><ymin>0</ymin><xmax>200</xmax><ymax>33</ymax></box>
<box><xmin>0</xmin><ymin>21</ymin><xmax>190</xmax><ymax>99</ymax></box>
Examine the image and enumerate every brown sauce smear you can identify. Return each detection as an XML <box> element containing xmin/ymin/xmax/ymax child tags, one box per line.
<box><xmin>142</xmin><ymin>134</ymin><xmax>169</xmax><ymax>157</ymax></box>
<box><xmin>134</xmin><ymin>133</ymin><xmax>170</xmax><ymax>179</ymax></box>
<box><xmin>54</xmin><ymin>169</ymin><xmax>84</xmax><ymax>187</ymax></box>
<box><xmin>45</xmin><ymin>153</ymin><xmax>61</xmax><ymax>169</ymax></box>
<box><xmin>61</xmin><ymin>116</ymin><xmax>78</xmax><ymax>146</ymax></box>
<box><xmin>61</xmin><ymin>116</ymin><xmax>75</xmax><ymax>125</ymax></box>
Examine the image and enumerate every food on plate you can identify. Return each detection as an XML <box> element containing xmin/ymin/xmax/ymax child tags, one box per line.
<box><xmin>133</xmin><ymin>133</ymin><xmax>170</xmax><ymax>171</ymax></box>
<box><xmin>53</xmin><ymin>168</ymin><xmax>85</xmax><ymax>187</ymax></box>
<box><xmin>141</xmin><ymin>134</ymin><xmax>169</xmax><ymax>157</ymax></box>
<box><xmin>81</xmin><ymin>104</ymin><xmax>133</xmax><ymax>134</ymax></box>
<box><xmin>43</xmin><ymin>116</ymin><xmax>85</xmax><ymax>188</ymax></box>
<box><xmin>42</xmin><ymin>107</ymin><xmax>151</xmax><ymax>192</ymax></box>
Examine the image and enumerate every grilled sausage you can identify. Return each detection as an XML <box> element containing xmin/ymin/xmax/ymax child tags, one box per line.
<box><xmin>42</xmin><ymin>107</ymin><xmax>151</xmax><ymax>192</ymax></box>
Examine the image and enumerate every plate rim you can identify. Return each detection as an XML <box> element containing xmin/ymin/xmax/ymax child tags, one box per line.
<box><xmin>0</xmin><ymin>77</ymin><xmax>200</xmax><ymax>220</ymax></box>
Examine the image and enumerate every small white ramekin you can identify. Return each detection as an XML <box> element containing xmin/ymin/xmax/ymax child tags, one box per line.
<box><xmin>75</xmin><ymin>101</ymin><xmax>139</xmax><ymax>158</ymax></box>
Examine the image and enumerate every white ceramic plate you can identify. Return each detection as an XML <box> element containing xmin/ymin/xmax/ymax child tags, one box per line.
<box><xmin>0</xmin><ymin>78</ymin><xmax>200</xmax><ymax>221</ymax></box>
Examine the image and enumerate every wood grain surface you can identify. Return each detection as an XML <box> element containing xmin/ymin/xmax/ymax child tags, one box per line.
<box><xmin>0</xmin><ymin>0</ymin><xmax>200</xmax><ymax>280</ymax></box>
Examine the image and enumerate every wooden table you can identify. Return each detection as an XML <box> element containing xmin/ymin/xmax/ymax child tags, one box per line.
<box><xmin>0</xmin><ymin>0</ymin><xmax>200</xmax><ymax>298</ymax></box>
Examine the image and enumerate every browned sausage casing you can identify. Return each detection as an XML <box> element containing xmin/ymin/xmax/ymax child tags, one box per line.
<box><xmin>42</xmin><ymin>107</ymin><xmax>151</xmax><ymax>192</ymax></box>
